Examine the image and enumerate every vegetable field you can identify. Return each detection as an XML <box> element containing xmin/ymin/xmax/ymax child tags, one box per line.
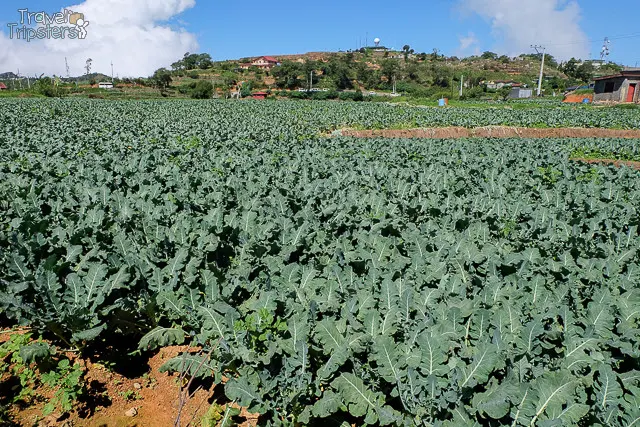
<box><xmin>1</xmin><ymin>99</ymin><xmax>640</xmax><ymax>426</ymax></box>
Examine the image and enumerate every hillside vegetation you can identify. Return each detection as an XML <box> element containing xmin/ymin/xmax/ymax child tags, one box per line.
<box><xmin>0</xmin><ymin>49</ymin><xmax>623</xmax><ymax>101</ymax></box>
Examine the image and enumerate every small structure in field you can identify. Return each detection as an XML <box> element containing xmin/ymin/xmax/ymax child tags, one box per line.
<box><xmin>0</xmin><ymin>82</ymin><xmax>7</xmax><ymax>90</ymax></box>
<box><xmin>509</xmin><ymin>87</ymin><xmax>533</xmax><ymax>99</ymax></box>
<box><xmin>98</xmin><ymin>82</ymin><xmax>114</xmax><ymax>89</ymax></box>
<box><xmin>594</xmin><ymin>70</ymin><xmax>640</xmax><ymax>103</ymax></box>
<box><xmin>251</xmin><ymin>91</ymin><xmax>268</xmax><ymax>100</ymax></box>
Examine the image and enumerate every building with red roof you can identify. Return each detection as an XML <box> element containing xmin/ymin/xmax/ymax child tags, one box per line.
<box><xmin>251</xmin><ymin>91</ymin><xmax>268</xmax><ymax>100</ymax></box>
<box><xmin>594</xmin><ymin>70</ymin><xmax>640</xmax><ymax>103</ymax></box>
<box><xmin>251</xmin><ymin>56</ymin><xmax>280</xmax><ymax>70</ymax></box>
<box><xmin>0</xmin><ymin>82</ymin><xmax>7</xmax><ymax>90</ymax></box>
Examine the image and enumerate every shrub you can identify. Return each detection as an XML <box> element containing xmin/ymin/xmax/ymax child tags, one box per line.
<box><xmin>288</xmin><ymin>91</ymin><xmax>308</xmax><ymax>99</ymax></box>
<box><xmin>191</xmin><ymin>81</ymin><xmax>214</xmax><ymax>99</ymax></box>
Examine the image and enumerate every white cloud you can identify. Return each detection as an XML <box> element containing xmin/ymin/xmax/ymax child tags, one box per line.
<box><xmin>457</xmin><ymin>31</ymin><xmax>480</xmax><ymax>56</ymax></box>
<box><xmin>458</xmin><ymin>0</ymin><xmax>589</xmax><ymax>60</ymax></box>
<box><xmin>0</xmin><ymin>0</ymin><xmax>198</xmax><ymax>77</ymax></box>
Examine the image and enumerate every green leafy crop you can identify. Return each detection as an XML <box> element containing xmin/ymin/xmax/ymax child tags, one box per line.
<box><xmin>1</xmin><ymin>99</ymin><xmax>640</xmax><ymax>425</ymax></box>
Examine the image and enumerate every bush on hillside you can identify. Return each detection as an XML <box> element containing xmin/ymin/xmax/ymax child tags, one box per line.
<box><xmin>191</xmin><ymin>81</ymin><xmax>213</xmax><ymax>99</ymax></box>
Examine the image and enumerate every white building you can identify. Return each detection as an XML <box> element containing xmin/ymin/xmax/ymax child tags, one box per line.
<box><xmin>98</xmin><ymin>82</ymin><xmax>114</xmax><ymax>89</ymax></box>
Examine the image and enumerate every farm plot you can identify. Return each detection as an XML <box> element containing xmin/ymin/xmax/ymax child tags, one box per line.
<box><xmin>1</xmin><ymin>100</ymin><xmax>640</xmax><ymax>426</ymax></box>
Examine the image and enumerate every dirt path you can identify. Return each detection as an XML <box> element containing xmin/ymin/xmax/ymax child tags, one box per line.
<box><xmin>336</xmin><ymin>126</ymin><xmax>640</xmax><ymax>139</ymax></box>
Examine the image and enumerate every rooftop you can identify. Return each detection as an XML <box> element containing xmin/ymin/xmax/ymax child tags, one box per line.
<box><xmin>594</xmin><ymin>70</ymin><xmax>640</xmax><ymax>81</ymax></box>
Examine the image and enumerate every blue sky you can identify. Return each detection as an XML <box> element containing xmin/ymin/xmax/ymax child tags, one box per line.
<box><xmin>1</xmin><ymin>0</ymin><xmax>639</xmax><ymax>76</ymax></box>
<box><xmin>182</xmin><ymin>0</ymin><xmax>639</xmax><ymax>65</ymax></box>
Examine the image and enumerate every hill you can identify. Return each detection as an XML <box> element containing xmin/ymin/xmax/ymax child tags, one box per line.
<box><xmin>167</xmin><ymin>49</ymin><xmax>606</xmax><ymax>100</ymax></box>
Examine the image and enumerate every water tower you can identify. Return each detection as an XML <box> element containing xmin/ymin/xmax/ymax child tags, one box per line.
<box><xmin>374</xmin><ymin>38</ymin><xmax>381</xmax><ymax>47</ymax></box>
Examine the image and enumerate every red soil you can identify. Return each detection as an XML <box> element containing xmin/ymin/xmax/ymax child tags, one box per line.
<box><xmin>570</xmin><ymin>158</ymin><xmax>640</xmax><ymax>170</ymax></box>
<box><xmin>563</xmin><ymin>93</ymin><xmax>594</xmax><ymax>103</ymax></box>
<box><xmin>1</xmin><ymin>330</ymin><xmax>257</xmax><ymax>427</ymax></box>
<box><xmin>337</xmin><ymin>126</ymin><xmax>640</xmax><ymax>139</ymax></box>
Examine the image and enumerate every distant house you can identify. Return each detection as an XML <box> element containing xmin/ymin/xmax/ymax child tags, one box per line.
<box><xmin>486</xmin><ymin>80</ymin><xmax>518</xmax><ymax>90</ymax></box>
<box><xmin>593</xmin><ymin>70</ymin><xmax>640</xmax><ymax>103</ymax></box>
<box><xmin>251</xmin><ymin>91</ymin><xmax>268</xmax><ymax>100</ymax></box>
<box><xmin>98</xmin><ymin>82</ymin><xmax>114</xmax><ymax>89</ymax></box>
<box><xmin>0</xmin><ymin>82</ymin><xmax>7</xmax><ymax>90</ymax></box>
<box><xmin>583</xmin><ymin>59</ymin><xmax>605</xmax><ymax>69</ymax></box>
<box><xmin>251</xmin><ymin>56</ymin><xmax>280</xmax><ymax>70</ymax></box>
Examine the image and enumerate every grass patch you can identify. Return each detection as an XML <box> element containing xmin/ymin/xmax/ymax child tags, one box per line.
<box><xmin>570</xmin><ymin>147</ymin><xmax>640</xmax><ymax>162</ymax></box>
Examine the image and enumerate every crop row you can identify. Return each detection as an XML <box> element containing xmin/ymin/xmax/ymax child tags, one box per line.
<box><xmin>1</xmin><ymin>99</ymin><xmax>640</xmax><ymax>138</ymax></box>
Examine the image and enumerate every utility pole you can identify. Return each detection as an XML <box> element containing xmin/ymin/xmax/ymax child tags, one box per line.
<box><xmin>531</xmin><ymin>45</ymin><xmax>546</xmax><ymax>96</ymax></box>
<box><xmin>65</xmin><ymin>57</ymin><xmax>70</xmax><ymax>79</ymax></box>
<box><xmin>392</xmin><ymin>75</ymin><xmax>396</xmax><ymax>95</ymax></box>
<box><xmin>85</xmin><ymin>58</ymin><xmax>92</xmax><ymax>76</ymax></box>
<box><xmin>451</xmin><ymin>76</ymin><xmax>454</xmax><ymax>99</ymax></box>
<box><xmin>459</xmin><ymin>75</ymin><xmax>464</xmax><ymax>97</ymax></box>
<box><xmin>309</xmin><ymin>71</ymin><xmax>313</xmax><ymax>91</ymax></box>
<box><xmin>111</xmin><ymin>61</ymin><xmax>114</xmax><ymax>83</ymax></box>
<box><xmin>600</xmin><ymin>37</ymin><xmax>610</xmax><ymax>63</ymax></box>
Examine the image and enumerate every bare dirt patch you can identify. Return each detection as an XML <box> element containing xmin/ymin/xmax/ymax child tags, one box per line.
<box><xmin>337</xmin><ymin>126</ymin><xmax>640</xmax><ymax>139</ymax></box>
<box><xmin>570</xmin><ymin>158</ymin><xmax>640</xmax><ymax>170</ymax></box>
<box><xmin>1</xmin><ymin>329</ymin><xmax>257</xmax><ymax>427</ymax></box>
<box><xmin>563</xmin><ymin>93</ymin><xmax>594</xmax><ymax>104</ymax></box>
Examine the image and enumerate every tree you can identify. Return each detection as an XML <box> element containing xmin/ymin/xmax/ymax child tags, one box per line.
<box><xmin>171</xmin><ymin>60</ymin><xmax>184</xmax><ymax>71</ymax></box>
<box><xmin>271</xmin><ymin>61</ymin><xmax>303</xmax><ymax>89</ymax></box>
<box><xmin>401</xmin><ymin>45</ymin><xmax>415</xmax><ymax>62</ymax></box>
<box><xmin>544</xmin><ymin>54</ymin><xmax>559</xmax><ymax>69</ymax></box>
<box><xmin>380</xmin><ymin>59</ymin><xmax>400</xmax><ymax>86</ymax></box>
<box><xmin>575</xmin><ymin>62</ymin><xmax>595</xmax><ymax>83</ymax></box>
<box><xmin>191</xmin><ymin>80</ymin><xmax>213</xmax><ymax>99</ymax></box>
<box><xmin>151</xmin><ymin>68</ymin><xmax>172</xmax><ymax>93</ymax></box>
<box><xmin>405</xmin><ymin>62</ymin><xmax>421</xmax><ymax>82</ymax></box>
<box><xmin>481</xmin><ymin>51</ymin><xmax>498</xmax><ymax>60</ymax></box>
<box><xmin>322</xmin><ymin>58</ymin><xmax>353</xmax><ymax>90</ymax></box>
<box><xmin>561</xmin><ymin>58</ymin><xmax>579</xmax><ymax>78</ymax></box>
<box><xmin>197</xmin><ymin>53</ymin><xmax>213</xmax><ymax>69</ymax></box>
<box><xmin>174</xmin><ymin>52</ymin><xmax>214</xmax><ymax>71</ymax></box>
<box><xmin>498</xmin><ymin>86</ymin><xmax>511</xmax><ymax>101</ymax></box>
<box><xmin>34</xmin><ymin>77</ymin><xmax>57</xmax><ymax>97</ymax></box>
<box><xmin>355</xmin><ymin>62</ymin><xmax>378</xmax><ymax>89</ymax></box>
<box><xmin>221</xmin><ymin>71</ymin><xmax>237</xmax><ymax>89</ymax></box>
<box><xmin>240</xmin><ymin>81</ymin><xmax>252</xmax><ymax>98</ymax></box>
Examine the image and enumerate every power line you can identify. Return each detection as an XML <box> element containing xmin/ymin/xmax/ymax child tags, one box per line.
<box><xmin>539</xmin><ymin>32</ymin><xmax>640</xmax><ymax>47</ymax></box>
